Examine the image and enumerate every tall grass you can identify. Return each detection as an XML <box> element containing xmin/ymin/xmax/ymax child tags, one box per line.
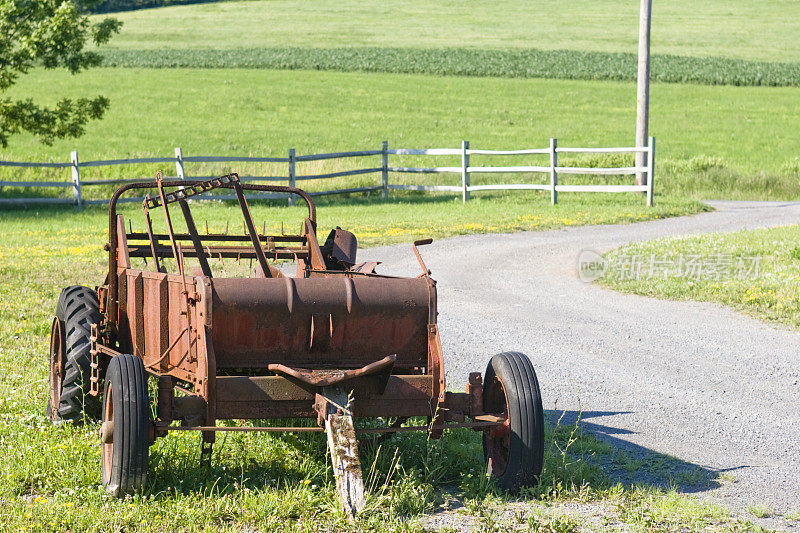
<box><xmin>99</xmin><ymin>47</ymin><xmax>800</xmax><ymax>87</ymax></box>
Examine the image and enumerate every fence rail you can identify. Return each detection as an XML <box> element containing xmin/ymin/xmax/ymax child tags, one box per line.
<box><xmin>0</xmin><ymin>137</ymin><xmax>655</xmax><ymax>207</ymax></box>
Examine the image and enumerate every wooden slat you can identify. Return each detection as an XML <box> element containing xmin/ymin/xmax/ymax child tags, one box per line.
<box><xmin>388</xmin><ymin>184</ymin><xmax>463</xmax><ymax>192</ymax></box>
<box><xmin>555</xmin><ymin>185</ymin><xmax>649</xmax><ymax>192</ymax></box>
<box><xmin>295</xmin><ymin>168</ymin><xmax>382</xmax><ymax>181</ymax></box>
<box><xmin>388</xmin><ymin>148</ymin><xmax>461</xmax><ymax>155</ymax></box>
<box><xmin>183</xmin><ymin>155</ymin><xmax>289</xmax><ymax>163</ymax></box>
<box><xmin>556</xmin><ymin>147</ymin><xmax>649</xmax><ymax>153</ymax></box>
<box><xmin>80</xmin><ymin>157</ymin><xmax>175</xmax><ymax>167</ymax></box>
<box><xmin>467</xmin><ymin>165</ymin><xmax>550</xmax><ymax>173</ymax></box>
<box><xmin>0</xmin><ymin>161</ymin><xmax>69</xmax><ymax>168</ymax></box>
<box><xmin>467</xmin><ymin>148</ymin><xmax>550</xmax><ymax>155</ymax></box>
<box><xmin>0</xmin><ymin>197</ymin><xmax>73</xmax><ymax>204</ymax></box>
<box><xmin>308</xmin><ymin>186</ymin><xmax>383</xmax><ymax>196</ymax></box>
<box><xmin>387</xmin><ymin>166</ymin><xmax>461</xmax><ymax>173</ymax></box>
<box><xmin>468</xmin><ymin>184</ymin><xmax>551</xmax><ymax>191</ymax></box>
<box><xmin>295</xmin><ymin>150</ymin><xmax>382</xmax><ymax>162</ymax></box>
<box><xmin>0</xmin><ymin>181</ymin><xmax>72</xmax><ymax>187</ymax></box>
<box><xmin>556</xmin><ymin>166</ymin><xmax>643</xmax><ymax>175</ymax></box>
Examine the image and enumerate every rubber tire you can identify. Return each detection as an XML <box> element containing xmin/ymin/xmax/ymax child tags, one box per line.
<box><xmin>483</xmin><ymin>352</ymin><xmax>545</xmax><ymax>491</ymax></box>
<box><xmin>102</xmin><ymin>354</ymin><xmax>151</xmax><ymax>497</ymax></box>
<box><xmin>52</xmin><ymin>286</ymin><xmax>102</xmax><ymax>423</ymax></box>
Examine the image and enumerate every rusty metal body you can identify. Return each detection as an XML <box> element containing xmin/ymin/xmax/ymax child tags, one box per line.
<box><xmin>93</xmin><ymin>174</ymin><xmax>486</xmax><ymax>441</ymax></box>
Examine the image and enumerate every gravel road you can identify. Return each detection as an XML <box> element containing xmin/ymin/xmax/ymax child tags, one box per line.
<box><xmin>360</xmin><ymin>200</ymin><xmax>800</xmax><ymax>520</ymax></box>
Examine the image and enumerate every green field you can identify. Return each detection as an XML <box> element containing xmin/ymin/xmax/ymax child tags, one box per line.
<box><xmin>599</xmin><ymin>225</ymin><xmax>800</xmax><ymax>329</ymax></box>
<box><xmin>2</xmin><ymin>68</ymin><xmax>799</xmax><ymax>201</ymax></box>
<box><xmin>96</xmin><ymin>0</ymin><xmax>800</xmax><ymax>63</ymax></box>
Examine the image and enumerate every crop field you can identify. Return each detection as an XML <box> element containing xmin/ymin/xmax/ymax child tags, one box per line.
<box><xmin>0</xmin><ymin>205</ymin><xmax>765</xmax><ymax>531</ymax></box>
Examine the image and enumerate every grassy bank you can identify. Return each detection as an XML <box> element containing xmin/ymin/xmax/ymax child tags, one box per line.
<box><xmin>2</xmin><ymin>68</ymin><xmax>799</xmax><ymax>202</ymax></box>
<box><xmin>0</xmin><ymin>202</ymin><xmax>768</xmax><ymax>531</ymax></box>
<box><xmin>95</xmin><ymin>0</ymin><xmax>800</xmax><ymax>63</ymax></box>
<box><xmin>98</xmin><ymin>47</ymin><xmax>800</xmax><ymax>87</ymax></box>
<box><xmin>598</xmin><ymin>225</ymin><xmax>800</xmax><ymax>329</ymax></box>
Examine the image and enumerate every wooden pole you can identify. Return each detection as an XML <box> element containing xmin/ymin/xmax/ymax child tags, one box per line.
<box><xmin>381</xmin><ymin>140</ymin><xmax>389</xmax><ymax>198</ymax></box>
<box><xmin>70</xmin><ymin>151</ymin><xmax>82</xmax><ymax>207</ymax></box>
<box><xmin>646</xmin><ymin>136</ymin><xmax>655</xmax><ymax>207</ymax></box>
<box><xmin>635</xmin><ymin>0</ymin><xmax>652</xmax><ymax>187</ymax></box>
<box><xmin>549</xmin><ymin>138</ymin><xmax>558</xmax><ymax>205</ymax></box>
<box><xmin>323</xmin><ymin>387</ymin><xmax>365</xmax><ymax>520</ymax></box>
<box><xmin>288</xmin><ymin>148</ymin><xmax>296</xmax><ymax>206</ymax></box>
<box><xmin>174</xmin><ymin>147</ymin><xmax>185</xmax><ymax>179</ymax></box>
<box><xmin>461</xmin><ymin>140</ymin><xmax>470</xmax><ymax>203</ymax></box>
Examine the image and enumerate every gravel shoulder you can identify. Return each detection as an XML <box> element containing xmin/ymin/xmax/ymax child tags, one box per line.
<box><xmin>361</xmin><ymin>200</ymin><xmax>800</xmax><ymax>521</ymax></box>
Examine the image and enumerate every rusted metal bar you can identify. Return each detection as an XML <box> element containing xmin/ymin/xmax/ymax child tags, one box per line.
<box><xmin>231</xmin><ymin>179</ymin><xmax>272</xmax><ymax>278</ymax></box>
<box><xmin>142</xmin><ymin>205</ymin><xmax>164</xmax><ymax>273</ymax></box>
<box><xmin>178</xmin><ymin>199</ymin><xmax>213</xmax><ymax>278</ymax></box>
<box><xmin>159</xmin><ymin>419</ymin><xmax>502</xmax><ymax>434</ymax></box>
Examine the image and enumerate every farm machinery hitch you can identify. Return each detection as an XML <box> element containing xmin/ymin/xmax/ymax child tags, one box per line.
<box><xmin>47</xmin><ymin>173</ymin><xmax>545</xmax><ymax>518</ymax></box>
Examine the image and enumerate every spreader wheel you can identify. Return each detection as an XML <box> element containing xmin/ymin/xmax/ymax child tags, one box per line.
<box><xmin>48</xmin><ymin>286</ymin><xmax>102</xmax><ymax>423</ymax></box>
<box><xmin>482</xmin><ymin>352</ymin><xmax>544</xmax><ymax>491</ymax></box>
<box><xmin>101</xmin><ymin>354</ymin><xmax>151</xmax><ymax>497</ymax></box>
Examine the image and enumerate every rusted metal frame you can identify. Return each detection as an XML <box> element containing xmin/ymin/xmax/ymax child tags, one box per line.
<box><xmin>412</xmin><ymin>238</ymin><xmax>433</xmax><ymax>276</ymax></box>
<box><xmin>144</xmin><ymin>172</ymin><xmax>239</xmax><ymax>209</ymax></box>
<box><xmin>177</xmin><ymin>199</ymin><xmax>213</xmax><ymax>278</ymax></box>
<box><xmin>127</xmin><ymin>245</ymin><xmax>309</xmax><ymax>260</ymax></box>
<box><xmin>267</xmin><ymin>354</ymin><xmax>396</xmax><ymax>388</ymax></box>
<box><xmin>107</xmin><ymin>180</ymin><xmax>317</xmax><ymax>323</ymax></box>
<box><xmin>299</xmin><ymin>218</ymin><xmax>326</xmax><ymax>275</ymax></box>
<box><xmin>127</xmin><ymin>232</ymin><xmax>306</xmax><ymax>244</ymax></box>
<box><xmin>154</xmin><ymin>172</ymin><xmax>185</xmax><ymax>279</ymax></box>
<box><xmin>231</xmin><ymin>180</ymin><xmax>273</xmax><ymax>278</ymax></box>
<box><xmin>141</xmin><ymin>205</ymin><xmax>164</xmax><ymax>273</ymax></box>
<box><xmin>156</xmin><ymin>419</ymin><xmax>503</xmax><ymax>434</ymax></box>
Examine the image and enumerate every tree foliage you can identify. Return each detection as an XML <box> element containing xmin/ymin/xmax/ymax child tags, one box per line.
<box><xmin>0</xmin><ymin>0</ymin><xmax>121</xmax><ymax>147</ymax></box>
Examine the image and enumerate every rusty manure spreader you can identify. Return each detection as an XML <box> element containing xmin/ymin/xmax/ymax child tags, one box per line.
<box><xmin>47</xmin><ymin>172</ymin><xmax>544</xmax><ymax>514</ymax></box>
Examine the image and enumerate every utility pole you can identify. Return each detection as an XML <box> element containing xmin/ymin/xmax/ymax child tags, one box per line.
<box><xmin>635</xmin><ymin>0</ymin><xmax>652</xmax><ymax>186</ymax></box>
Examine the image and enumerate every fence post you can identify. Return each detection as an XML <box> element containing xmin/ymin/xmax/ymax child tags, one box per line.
<box><xmin>549</xmin><ymin>138</ymin><xmax>558</xmax><ymax>205</ymax></box>
<box><xmin>646</xmin><ymin>136</ymin><xmax>655</xmax><ymax>207</ymax></box>
<box><xmin>288</xmin><ymin>148</ymin><xmax>296</xmax><ymax>206</ymax></box>
<box><xmin>70</xmin><ymin>151</ymin><xmax>82</xmax><ymax>207</ymax></box>
<box><xmin>461</xmin><ymin>140</ymin><xmax>470</xmax><ymax>203</ymax></box>
<box><xmin>175</xmin><ymin>147</ymin><xmax>185</xmax><ymax>179</ymax></box>
<box><xmin>381</xmin><ymin>140</ymin><xmax>389</xmax><ymax>198</ymax></box>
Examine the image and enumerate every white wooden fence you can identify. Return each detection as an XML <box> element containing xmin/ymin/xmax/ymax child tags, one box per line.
<box><xmin>0</xmin><ymin>137</ymin><xmax>655</xmax><ymax>207</ymax></box>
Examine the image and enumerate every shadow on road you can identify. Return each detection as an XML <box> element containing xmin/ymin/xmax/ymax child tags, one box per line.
<box><xmin>547</xmin><ymin>409</ymin><xmax>745</xmax><ymax>493</ymax></box>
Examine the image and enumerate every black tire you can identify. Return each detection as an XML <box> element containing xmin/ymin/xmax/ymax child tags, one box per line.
<box><xmin>102</xmin><ymin>354</ymin><xmax>151</xmax><ymax>497</ymax></box>
<box><xmin>482</xmin><ymin>352</ymin><xmax>545</xmax><ymax>491</ymax></box>
<box><xmin>50</xmin><ymin>286</ymin><xmax>102</xmax><ymax>423</ymax></box>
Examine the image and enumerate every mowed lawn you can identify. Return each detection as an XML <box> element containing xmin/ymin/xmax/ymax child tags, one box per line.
<box><xmin>96</xmin><ymin>0</ymin><xmax>800</xmax><ymax>63</ymax></box>
<box><xmin>599</xmin><ymin>225</ymin><xmax>800</xmax><ymax>329</ymax></box>
<box><xmin>3</xmin><ymin>68</ymin><xmax>799</xmax><ymax>201</ymax></box>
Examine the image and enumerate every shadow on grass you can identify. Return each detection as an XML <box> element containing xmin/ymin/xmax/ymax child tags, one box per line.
<box><xmin>142</xmin><ymin>408</ymin><xmax>732</xmax><ymax>507</ymax></box>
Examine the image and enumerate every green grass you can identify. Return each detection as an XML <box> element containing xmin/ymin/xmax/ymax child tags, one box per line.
<box><xmin>2</xmin><ymin>68</ymin><xmax>799</xmax><ymax>202</ymax></box>
<box><xmin>95</xmin><ymin>0</ymin><xmax>800</xmax><ymax>63</ymax></box>
<box><xmin>97</xmin><ymin>47</ymin><xmax>800</xmax><ymax>87</ymax></box>
<box><xmin>598</xmin><ymin>225</ymin><xmax>800</xmax><ymax>329</ymax></box>
<box><xmin>0</xmin><ymin>198</ymin><xmax>770</xmax><ymax>531</ymax></box>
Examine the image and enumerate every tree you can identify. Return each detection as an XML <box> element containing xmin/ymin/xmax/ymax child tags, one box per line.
<box><xmin>0</xmin><ymin>0</ymin><xmax>121</xmax><ymax>147</ymax></box>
